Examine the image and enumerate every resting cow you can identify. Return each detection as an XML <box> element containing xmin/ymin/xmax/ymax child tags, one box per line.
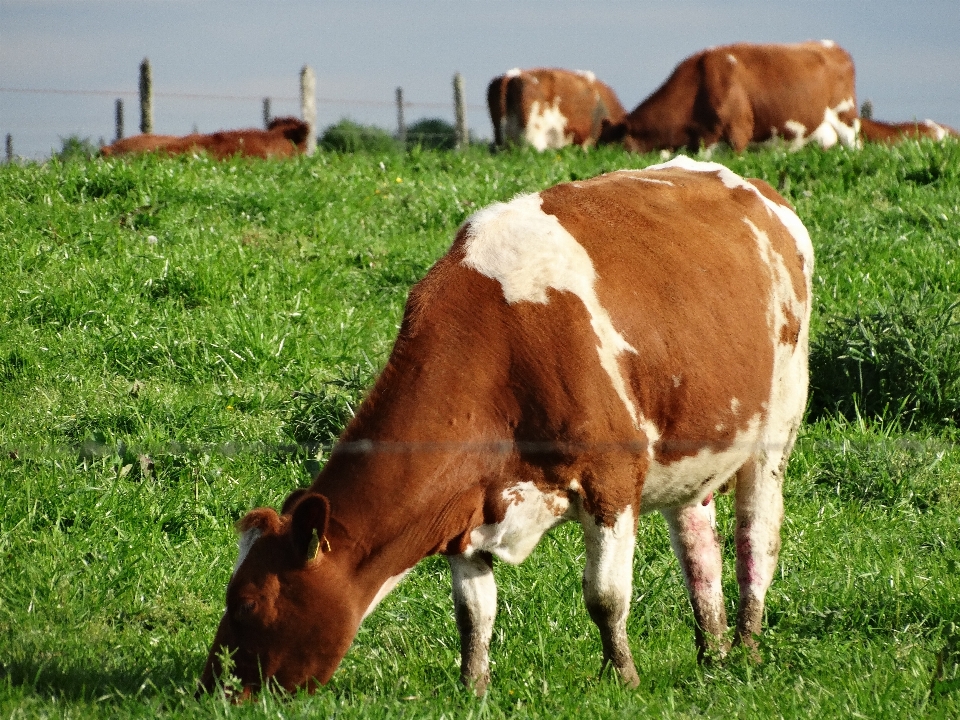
<box><xmin>488</xmin><ymin>68</ymin><xmax>627</xmax><ymax>150</ymax></box>
<box><xmin>100</xmin><ymin>117</ymin><xmax>310</xmax><ymax>160</ymax></box>
<box><xmin>599</xmin><ymin>41</ymin><xmax>859</xmax><ymax>153</ymax></box>
<box><xmin>859</xmin><ymin>117</ymin><xmax>959</xmax><ymax>144</ymax></box>
<box><xmin>199</xmin><ymin>157</ymin><xmax>813</xmax><ymax>696</ymax></box>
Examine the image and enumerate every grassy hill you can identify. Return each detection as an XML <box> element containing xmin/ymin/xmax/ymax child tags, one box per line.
<box><xmin>1</xmin><ymin>141</ymin><xmax>958</xmax><ymax>718</ymax></box>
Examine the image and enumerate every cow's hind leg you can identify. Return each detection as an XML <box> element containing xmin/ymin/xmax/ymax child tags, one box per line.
<box><xmin>732</xmin><ymin>444</ymin><xmax>790</xmax><ymax>658</ymax></box>
<box><xmin>662</xmin><ymin>497</ymin><xmax>729</xmax><ymax>663</ymax></box>
<box><xmin>581</xmin><ymin>508</ymin><xmax>640</xmax><ymax>687</ymax></box>
<box><xmin>448</xmin><ymin>551</ymin><xmax>497</xmax><ymax>694</ymax></box>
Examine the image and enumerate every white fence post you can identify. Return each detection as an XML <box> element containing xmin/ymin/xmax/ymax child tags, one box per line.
<box><xmin>139</xmin><ymin>58</ymin><xmax>153</xmax><ymax>134</ymax></box>
<box><xmin>453</xmin><ymin>72</ymin><xmax>468</xmax><ymax>150</ymax></box>
<box><xmin>300</xmin><ymin>65</ymin><xmax>317</xmax><ymax>155</ymax></box>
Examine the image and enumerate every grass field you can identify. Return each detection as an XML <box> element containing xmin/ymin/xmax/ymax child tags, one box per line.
<box><xmin>1</xmin><ymin>140</ymin><xmax>959</xmax><ymax>718</ymax></box>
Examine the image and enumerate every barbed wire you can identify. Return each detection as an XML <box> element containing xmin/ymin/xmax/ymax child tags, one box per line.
<box><xmin>0</xmin><ymin>86</ymin><xmax>487</xmax><ymax>111</ymax></box>
<box><xmin>4</xmin><ymin>434</ymin><xmax>954</xmax><ymax>463</ymax></box>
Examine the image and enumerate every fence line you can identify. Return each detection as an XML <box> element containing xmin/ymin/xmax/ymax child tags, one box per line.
<box><xmin>0</xmin><ymin>86</ymin><xmax>488</xmax><ymax>111</ymax></box>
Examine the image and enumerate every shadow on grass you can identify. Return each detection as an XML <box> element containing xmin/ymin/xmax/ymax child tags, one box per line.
<box><xmin>0</xmin><ymin>653</ymin><xmax>200</xmax><ymax>702</ymax></box>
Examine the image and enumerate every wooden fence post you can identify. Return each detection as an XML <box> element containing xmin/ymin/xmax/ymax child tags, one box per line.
<box><xmin>860</xmin><ymin>99</ymin><xmax>873</xmax><ymax>120</ymax></box>
<box><xmin>115</xmin><ymin>98</ymin><xmax>124</xmax><ymax>141</ymax></box>
<box><xmin>139</xmin><ymin>58</ymin><xmax>153</xmax><ymax>134</ymax></box>
<box><xmin>453</xmin><ymin>72</ymin><xmax>468</xmax><ymax>150</ymax></box>
<box><xmin>5</xmin><ymin>134</ymin><xmax>12</xmax><ymax>163</ymax></box>
<box><xmin>396</xmin><ymin>87</ymin><xmax>406</xmax><ymax>147</ymax></box>
<box><xmin>300</xmin><ymin>65</ymin><xmax>317</xmax><ymax>155</ymax></box>
<box><xmin>263</xmin><ymin>97</ymin><xmax>271</xmax><ymax>129</ymax></box>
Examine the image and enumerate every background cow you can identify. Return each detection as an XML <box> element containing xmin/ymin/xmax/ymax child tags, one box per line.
<box><xmin>199</xmin><ymin>157</ymin><xmax>813</xmax><ymax>696</ymax></box>
<box><xmin>100</xmin><ymin>116</ymin><xmax>310</xmax><ymax>159</ymax></box>
<box><xmin>488</xmin><ymin>68</ymin><xmax>626</xmax><ymax>151</ymax></box>
<box><xmin>599</xmin><ymin>41</ymin><xmax>859</xmax><ymax>153</ymax></box>
<box><xmin>859</xmin><ymin>117</ymin><xmax>959</xmax><ymax>144</ymax></box>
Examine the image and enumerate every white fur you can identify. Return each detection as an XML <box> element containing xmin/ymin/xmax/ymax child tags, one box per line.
<box><xmin>363</xmin><ymin>570</ymin><xmax>411</xmax><ymax>619</ymax></box>
<box><xmin>463</xmin><ymin>194</ymin><xmax>641</xmax><ymax>428</ymax></box>
<box><xmin>727</xmin><ymin>53</ymin><xmax>738</xmax><ymax>65</ymax></box>
<box><xmin>466</xmin><ymin>481</ymin><xmax>573</xmax><ymax>563</ymax></box>
<box><xmin>505</xmin><ymin>68</ymin><xmax>521</xmax><ymax>79</ymax></box>
<box><xmin>524</xmin><ymin>99</ymin><xmax>573</xmax><ymax>150</ymax></box>
<box><xmin>233</xmin><ymin>527</ymin><xmax>262</xmax><ymax>577</ymax></box>
<box><xmin>924</xmin><ymin>119</ymin><xmax>949</xmax><ymax>141</ymax></box>
<box><xmin>575</xmin><ymin>69</ymin><xmax>597</xmax><ymax>83</ymax></box>
<box><xmin>821</xmin><ymin>39</ymin><xmax>836</xmax><ymax>48</ymax></box>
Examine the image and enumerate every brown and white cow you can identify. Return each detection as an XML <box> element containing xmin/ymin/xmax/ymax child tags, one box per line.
<box><xmin>199</xmin><ymin>157</ymin><xmax>813</xmax><ymax>696</ymax></box>
<box><xmin>488</xmin><ymin>68</ymin><xmax>627</xmax><ymax>151</ymax></box>
<box><xmin>599</xmin><ymin>41</ymin><xmax>859</xmax><ymax>153</ymax></box>
<box><xmin>859</xmin><ymin>117</ymin><xmax>959</xmax><ymax>144</ymax></box>
<box><xmin>100</xmin><ymin>117</ymin><xmax>310</xmax><ymax>160</ymax></box>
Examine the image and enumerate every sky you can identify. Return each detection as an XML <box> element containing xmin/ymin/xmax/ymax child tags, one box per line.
<box><xmin>2</xmin><ymin>0</ymin><xmax>959</xmax><ymax>160</ymax></box>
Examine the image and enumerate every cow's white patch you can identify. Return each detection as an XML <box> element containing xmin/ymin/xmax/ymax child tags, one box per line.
<box><xmin>642</xmin><ymin>414</ymin><xmax>762</xmax><ymax>510</ymax></box>
<box><xmin>232</xmin><ymin>527</ymin><xmax>262</xmax><ymax>577</ymax></box>
<box><xmin>580</xmin><ymin>505</ymin><xmax>635</xmax><ymax>629</ymax></box>
<box><xmin>924</xmin><ymin>119</ymin><xmax>949</xmax><ymax>141</ymax></box>
<box><xmin>463</xmin><ymin>194</ymin><xmax>641</xmax><ymax>427</ymax></box>
<box><xmin>448</xmin><ymin>553</ymin><xmax>497</xmax><ymax>672</ymax></box>
<box><xmin>821</xmin><ymin>39</ymin><xmax>836</xmax><ymax>48</ymax></box>
<box><xmin>505</xmin><ymin>67</ymin><xmax>521</xmax><ymax>78</ymax></box>
<box><xmin>731</xmin><ymin>398</ymin><xmax>740</xmax><ymax>414</ymax></box>
<box><xmin>805</xmin><ymin>99</ymin><xmax>858</xmax><ymax>149</ymax></box>
<box><xmin>524</xmin><ymin>99</ymin><xmax>573</xmax><ymax>150</ymax></box>
<box><xmin>726</xmin><ymin>53</ymin><xmax>738</xmax><ymax>65</ymax></box>
<box><xmin>363</xmin><ymin>570</ymin><xmax>411</xmax><ymax>619</ymax></box>
<box><xmin>466</xmin><ymin>481</ymin><xmax>574</xmax><ymax>564</ymax></box>
<box><xmin>784</xmin><ymin>119</ymin><xmax>807</xmax><ymax>147</ymax></box>
<box><xmin>575</xmin><ymin>69</ymin><xmax>597</xmax><ymax>83</ymax></box>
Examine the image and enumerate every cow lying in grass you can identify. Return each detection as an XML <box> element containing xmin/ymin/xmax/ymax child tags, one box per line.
<box><xmin>100</xmin><ymin>117</ymin><xmax>310</xmax><ymax>160</ymax></box>
<box><xmin>599</xmin><ymin>41</ymin><xmax>859</xmax><ymax>153</ymax></box>
<box><xmin>199</xmin><ymin>156</ymin><xmax>813</xmax><ymax>696</ymax></box>
<box><xmin>859</xmin><ymin>117</ymin><xmax>959</xmax><ymax>144</ymax></box>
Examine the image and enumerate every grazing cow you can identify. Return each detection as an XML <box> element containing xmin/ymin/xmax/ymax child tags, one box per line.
<box><xmin>599</xmin><ymin>41</ymin><xmax>859</xmax><ymax>153</ymax></box>
<box><xmin>199</xmin><ymin>156</ymin><xmax>813</xmax><ymax>697</ymax></box>
<box><xmin>859</xmin><ymin>117</ymin><xmax>959</xmax><ymax>144</ymax></box>
<box><xmin>488</xmin><ymin>68</ymin><xmax>627</xmax><ymax>150</ymax></box>
<box><xmin>100</xmin><ymin>117</ymin><xmax>310</xmax><ymax>159</ymax></box>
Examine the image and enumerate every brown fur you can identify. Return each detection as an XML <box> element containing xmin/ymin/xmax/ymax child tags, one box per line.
<box><xmin>199</xmin><ymin>167</ymin><xmax>809</xmax><ymax>695</ymax></box>
<box><xmin>487</xmin><ymin>68</ymin><xmax>627</xmax><ymax>149</ymax></box>
<box><xmin>100</xmin><ymin>116</ymin><xmax>310</xmax><ymax>159</ymax></box>
<box><xmin>599</xmin><ymin>41</ymin><xmax>857</xmax><ymax>153</ymax></box>
<box><xmin>859</xmin><ymin>116</ymin><xmax>959</xmax><ymax>144</ymax></box>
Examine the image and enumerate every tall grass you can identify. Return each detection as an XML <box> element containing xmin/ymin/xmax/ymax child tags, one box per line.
<box><xmin>1</xmin><ymin>140</ymin><xmax>959</xmax><ymax>718</ymax></box>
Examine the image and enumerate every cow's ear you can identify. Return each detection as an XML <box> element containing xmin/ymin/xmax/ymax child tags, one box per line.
<box><xmin>290</xmin><ymin>493</ymin><xmax>331</xmax><ymax>563</ymax></box>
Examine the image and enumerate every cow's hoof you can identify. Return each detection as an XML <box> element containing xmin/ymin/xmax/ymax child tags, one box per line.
<box><xmin>731</xmin><ymin>633</ymin><xmax>762</xmax><ymax>664</ymax></box>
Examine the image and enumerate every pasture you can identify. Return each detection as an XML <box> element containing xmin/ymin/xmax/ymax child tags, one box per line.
<box><xmin>1</xmin><ymin>140</ymin><xmax>959</xmax><ymax>718</ymax></box>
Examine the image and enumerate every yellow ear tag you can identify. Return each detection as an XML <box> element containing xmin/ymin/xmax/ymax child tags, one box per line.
<box><xmin>306</xmin><ymin>529</ymin><xmax>331</xmax><ymax>561</ymax></box>
<box><xmin>307</xmin><ymin>528</ymin><xmax>321</xmax><ymax>561</ymax></box>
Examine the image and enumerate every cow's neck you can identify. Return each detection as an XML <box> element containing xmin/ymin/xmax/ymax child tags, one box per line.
<box><xmin>308</xmin><ymin>343</ymin><xmax>510</xmax><ymax>603</ymax></box>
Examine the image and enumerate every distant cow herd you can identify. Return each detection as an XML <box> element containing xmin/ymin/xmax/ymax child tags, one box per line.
<box><xmin>101</xmin><ymin>40</ymin><xmax>955</xmax><ymax>161</ymax></box>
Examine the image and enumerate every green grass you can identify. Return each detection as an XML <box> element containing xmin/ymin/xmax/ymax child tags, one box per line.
<box><xmin>1</xmin><ymin>140</ymin><xmax>959</xmax><ymax>718</ymax></box>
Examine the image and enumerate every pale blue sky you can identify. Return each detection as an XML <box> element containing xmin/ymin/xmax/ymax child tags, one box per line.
<box><xmin>2</xmin><ymin>0</ymin><xmax>959</xmax><ymax>159</ymax></box>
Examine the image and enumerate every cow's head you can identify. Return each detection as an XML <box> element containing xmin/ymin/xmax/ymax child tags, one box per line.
<box><xmin>198</xmin><ymin>492</ymin><xmax>361</xmax><ymax>698</ymax></box>
<box><xmin>267</xmin><ymin>116</ymin><xmax>311</xmax><ymax>148</ymax></box>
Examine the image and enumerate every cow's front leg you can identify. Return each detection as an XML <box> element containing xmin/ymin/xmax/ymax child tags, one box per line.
<box><xmin>662</xmin><ymin>498</ymin><xmax>729</xmax><ymax>663</ymax></box>
<box><xmin>581</xmin><ymin>508</ymin><xmax>640</xmax><ymax>687</ymax></box>
<box><xmin>448</xmin><ymin>551</ymin><xmax>497</xmax><ymax>694</ymax></box>
<box><xmin>733</xmin><ymin>456</ymin><xmax>786</xmax><ymax>659</ymax></box>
